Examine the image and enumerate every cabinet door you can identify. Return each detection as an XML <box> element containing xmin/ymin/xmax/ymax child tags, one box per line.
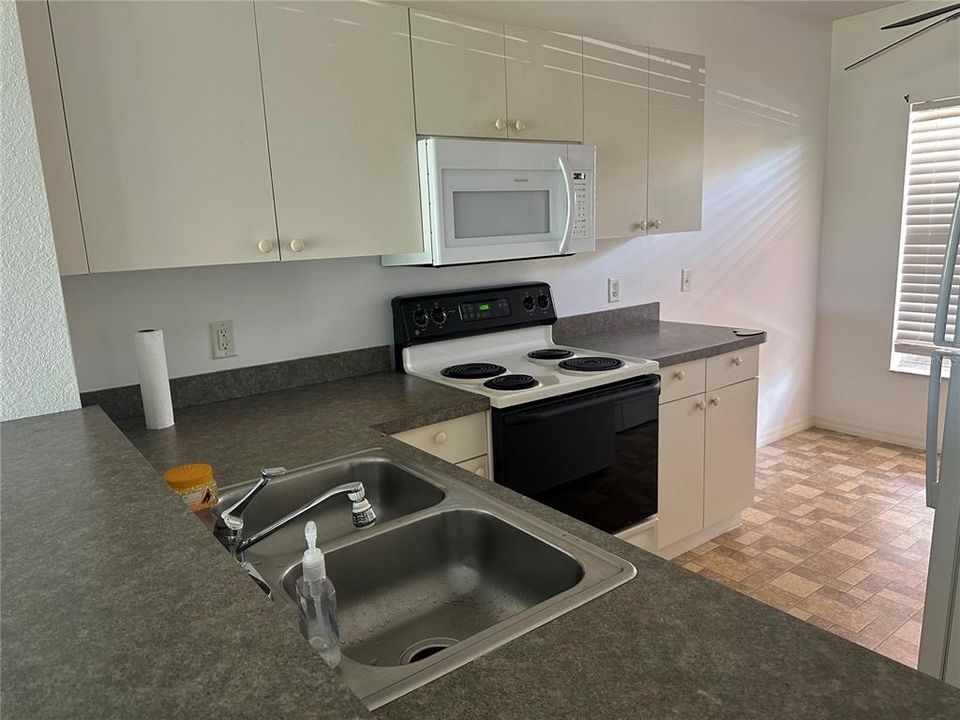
<box><xmin>49</xmin><ymin>1</ymin><xmax>278</xmax><ymax>272</ymax></box>
<box><xmin>410</xmin><ymin>9</ymin><xmax>507</xmax><ymax>139</ymax></box>
<box><xmin>17</xmin><ymin>1</ymin><xmax>88</xmax><ymax>275</ymax></box>
<box><xmin>256</xmin><ymin>1</ymin><xmax>421</xmax><ymax>260</ymax></box>
<box><xmin>647</xmin><ymin>47</ymin><xmax>705</xmax><ymax>235</ymax></box>
<box><xmin>704</xmin><ymin>378</ymin><xmax>759</xmax><ymax>527</ymax></box>
<box><xmin>505</xmin><ymin>26</ymin><xmax>582</xmax><ymax>142</ymax></box>
<box><xmin>582</xmin><ymin>36</ymin><xmax>649</xmax><ymax>240</ymax></box>
<box><xmin>658</xmin><ymin>394</ymin><xmax>706</xmax><ymax>548</ymax></box>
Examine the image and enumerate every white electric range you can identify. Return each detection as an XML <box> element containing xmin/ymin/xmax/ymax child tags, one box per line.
<box><xmin>392</xmin><ymin>282</ymin><xmax>662</xmax><ymax>537</ymax></box>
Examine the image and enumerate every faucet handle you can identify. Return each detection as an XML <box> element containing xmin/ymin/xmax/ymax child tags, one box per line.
<box><xmin>221</xmin><ymin>466</ymin><xmax>287</xmax><ymax>532</ymax></box>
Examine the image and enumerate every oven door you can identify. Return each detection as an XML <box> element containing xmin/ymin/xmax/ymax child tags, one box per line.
<box><xmin>492</xmin><ymin>376</ymin><xmax>659</xmax><ymax>534</ymax></box>
<box><xmin>435</xmin><ymin>166</ymin><xmax>572</xmax><ymax>265</ymax></box>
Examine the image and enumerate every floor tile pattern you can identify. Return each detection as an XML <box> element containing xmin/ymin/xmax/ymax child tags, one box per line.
<box><xmin>674</xmin><ymin>428</ymin><xmax>932</xmax><ymax>668</ymax></box>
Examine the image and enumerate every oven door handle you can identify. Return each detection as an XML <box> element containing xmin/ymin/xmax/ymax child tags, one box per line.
<box><xmin>504</xmin><ymin>386</ymin><xmax>658</xmax><ymax>424</ymax></box>
<box><xmin>558</xmin><ymin>155</ymin><xmax>574</xmax><ymax>255</ymax></box>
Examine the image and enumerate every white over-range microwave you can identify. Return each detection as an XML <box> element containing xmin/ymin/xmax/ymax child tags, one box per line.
<box><xmin>382</xmin><ymin>138</ymin><xmax>595</xmax><ymax>267</ymax></box>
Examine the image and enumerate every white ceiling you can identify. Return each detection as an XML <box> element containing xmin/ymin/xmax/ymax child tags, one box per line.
<box><xmin>757</xmin><ymin>1</ymin><xmax>899</xmax><ymax>21</ymax></box>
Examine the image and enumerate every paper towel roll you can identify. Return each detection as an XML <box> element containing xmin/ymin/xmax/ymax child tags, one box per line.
<box><xmin>134</xmin><ymin>329</ymin><xmax>174</xmax><ymax>430</ymax></box>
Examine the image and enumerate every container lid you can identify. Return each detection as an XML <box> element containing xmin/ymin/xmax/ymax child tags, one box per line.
<box><xmin>163</xmin><ymin>463</ymin><xmax>214</xmax><ymax>490</ymax></box>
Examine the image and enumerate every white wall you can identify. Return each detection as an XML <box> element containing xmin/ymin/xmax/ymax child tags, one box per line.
<box><xmin>814</xmin><ymin>1</ymin><xmax>960</xmax><ymax>447</ymax></box>
<box><xmin>1</xmin><ymin>2</ymin><xmax>79</xmax><ymax>422</ymax></box>
<box><xmin>59</xmin><ymin>1</ymin><xmax>832</xmax><ymax>443</ymax></box>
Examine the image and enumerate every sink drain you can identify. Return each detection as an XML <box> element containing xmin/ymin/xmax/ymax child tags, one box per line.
<box><xmin>399</xmin><ymin>637</ymin><xmax>458</xmax><ymax>664</ymax></box>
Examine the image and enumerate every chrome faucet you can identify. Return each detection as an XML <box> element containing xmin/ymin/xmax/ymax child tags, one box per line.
<box><xmin>213</xmin><ymin>466</ymin><xmax>376</xmax><ymax>559</ymax></box>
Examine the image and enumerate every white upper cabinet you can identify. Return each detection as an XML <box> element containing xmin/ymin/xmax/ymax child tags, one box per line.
<box><xmin>256</xmin><ymin>1</ymin><xmax>421</xmax><ymax>260</ymax></box>
<box><xmin>504</xmin><ymin>26</ymin><xmax>582</xmax><ymax>142</ymax></box>
<box><xmin>646</xmin><ymin>46</ymin><xmax>705</xmax><ymax>235</ymax></box>
<box><xmin>583</xmin><ymin>36</ymin><xmax>650</xmax><ymax>240</ymax></box>
<box><xmin>17</xmin><ymin>1</ymin><xmax>88</xmax><ymax>275</ymax></box>
<box><xmin>48</xmin><ymin>1</ymin><xmax>279</xmax><ymax>272</ymax></box>
<box><xmin>410</xmin><ymin>9</ymin><xmax>508</xmax><ymax>139</ymax></box>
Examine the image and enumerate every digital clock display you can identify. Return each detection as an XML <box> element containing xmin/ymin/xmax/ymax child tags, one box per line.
<box><xmin>459</xmin><ymin>298</ymin><xmax>510</xmax><ymax>322</ymax></box>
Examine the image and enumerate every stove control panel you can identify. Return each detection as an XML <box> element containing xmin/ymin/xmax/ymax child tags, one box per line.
<box><xmin>392</xmin><ymin>283</ymin><xmax>557</xmax><ymax>360</ymax></box>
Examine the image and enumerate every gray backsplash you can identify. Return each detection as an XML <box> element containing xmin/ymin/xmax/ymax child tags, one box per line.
<box><xmin>83</xmin><ymin>302</ymin><xmax>660</xmax><ymax>422</ymax></box>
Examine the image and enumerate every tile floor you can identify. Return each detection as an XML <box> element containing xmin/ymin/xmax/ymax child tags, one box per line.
<box><xmin>674</xmin><ymin>428</ymin><xmax>933</xmax><ymax>668</ymax></box>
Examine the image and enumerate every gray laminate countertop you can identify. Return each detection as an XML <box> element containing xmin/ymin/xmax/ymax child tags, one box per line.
<box><xmin>5</xmin><ymin>359</ymin><xmax>959</xmax><ymax>719</ymax></box>
<box><xmin>556</xmin><ymin>319</ymin><xmax>767</xmax><ymax>367</ymax></box>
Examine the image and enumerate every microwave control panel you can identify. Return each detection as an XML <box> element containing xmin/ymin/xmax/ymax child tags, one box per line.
<box><xmin>571</xmin><ymin>171</ymin><xmax>592</xmax><ymax>241</ymax></box>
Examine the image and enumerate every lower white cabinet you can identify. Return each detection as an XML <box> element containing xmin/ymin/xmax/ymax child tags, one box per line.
<box><xmin>657</xmin><ymin>394</ymin><xmax>706</xmax><ymax>548</ymax></box>
<box><xmin>656</xmin><ymin>347</ymin><xmax>760</xmax><ymax>555</ymax></box>
<box><xmin>704</xmin><ymin>378</ymin><xmax>759</xmax><ymax>526</ymax></box>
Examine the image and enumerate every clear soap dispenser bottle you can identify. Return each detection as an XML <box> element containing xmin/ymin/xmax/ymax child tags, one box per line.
<box><xmin>296</xmin><ymin>520</ymin><xmax>341</xmax><ymax>668</ymax></box>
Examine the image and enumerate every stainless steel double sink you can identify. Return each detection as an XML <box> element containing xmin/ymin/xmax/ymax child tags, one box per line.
<box><xmin>211</xmin><ymin>449</ymin><xmax>636</xmax><ymax>709</ymax></box>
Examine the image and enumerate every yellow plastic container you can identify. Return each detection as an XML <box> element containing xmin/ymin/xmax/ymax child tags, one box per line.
<box><xmin>163</xmin><ymin>463</ymin><xmax>218</xmax><ymax>512</ymax></box>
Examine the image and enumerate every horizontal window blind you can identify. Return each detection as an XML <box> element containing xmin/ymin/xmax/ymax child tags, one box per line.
<box><xmin>893</xmin><ymin>97</ymin><xmax>960</xmax><ymax>356</ymax></box>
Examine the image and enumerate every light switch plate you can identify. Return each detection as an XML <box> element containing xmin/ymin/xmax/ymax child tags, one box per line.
<box><xmin>210</xmin><ymin>320</ymin><xmax>236</xmax><ymax>359</ymax></box>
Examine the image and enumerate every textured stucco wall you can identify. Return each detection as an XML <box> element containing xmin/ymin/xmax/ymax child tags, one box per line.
<box><xmin>1</xmin><ymin>2</ymin><xmax>79</xmax><ymax>421</ymax></box>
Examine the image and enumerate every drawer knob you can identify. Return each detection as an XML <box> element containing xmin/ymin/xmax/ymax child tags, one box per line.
<box><xmin>257</xmin><ymin>238</ymin><xmax>275</xmax><ymax>254</ymax></box>
<box><xmin>696</xmin><ymin>399</ymin><xmax>706</xmax><ymax>410</ymax></box>
<box><xmin>289</xmin><ymin>238</ymin><xmax>306</xmax><ymax>253</ymax></box>
<box><xmin>434</xmin><ymin>431</ymin><xmax>448</xmax><ymax>445</ymax></box>
<box><xmin>675</xmin><ymin>369</ymin><xmax>686</xmax><ymax>381</ymax></box>
<box><xmin>494</xmin><ymin>118</ymin><xmax>506</xmax><ymax>131</ymax></box>
<box><xmin>733</xmin><ymin>355</ymin><xmax>743</xmax><ymax>366</ymax></box>
<box><xmin>710</xmin><ymin>396</ymin><xmax>720</xmax><ymax>406</ymax></box>
<box><xmin>475</xmin><ymin>466</ymin><xmax>486</xmax><ymax>478</ymax></box>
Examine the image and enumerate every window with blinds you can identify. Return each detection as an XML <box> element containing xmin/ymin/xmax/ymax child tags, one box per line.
<box><xmin>891</xmin><ymin>97</ymin><xmax>960</xmax><ymax>373</ymax></box>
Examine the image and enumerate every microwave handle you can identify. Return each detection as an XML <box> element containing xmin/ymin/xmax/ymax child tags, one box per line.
<box><xmin>558</xmin><ymin>155</ymin><xmax>573</xmax><ymax>254</ymax></box>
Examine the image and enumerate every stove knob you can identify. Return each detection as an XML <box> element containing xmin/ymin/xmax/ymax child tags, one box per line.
<box><xmin>522</xmin><ymin>296</ymin><xmax>535</xmax><ymax>311</ymax></box>
<box><xmin>432</xmin><ymin>306</ymin><xmax>447</xmax><ymax>325</ymax></box>
<box><xmin>413</xmin><ymin>308</ymin><xmax>429</xmax><ymax>328</ymax></box>
<box><xmin>536</xmin><ymin>293</ymin><xmax>550</xmax><ymax>310</ymax></box>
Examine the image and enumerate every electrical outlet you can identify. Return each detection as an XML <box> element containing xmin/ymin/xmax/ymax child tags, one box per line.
<box><xmin>210</xmin><ymin>320</ymin><xmax>236</xmax><ymax>359</ymax></box>
<box><xmin>681</xmin><ymin>268</ymin><xmax>693</xmax><ymax>293</ymax></box>
<box><xmin>607</xmin><ymin>278</ymin><xmax>620</xmax><ymax>303</ymax></box>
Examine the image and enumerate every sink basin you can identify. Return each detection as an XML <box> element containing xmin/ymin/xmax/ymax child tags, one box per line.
<box><xmin>281</xmin><ymin>510</ymin><xmax>585</xmax><ymax>667</ymax></box>
<box><xmin>213</xmin><ymin>448</ymin><xmax>634</xmax><ymax>708</ymax></box>
<box><xmin>210</xmin><ymin>452</ymin><xmax>444</xmax><ymax>557</ymax></box>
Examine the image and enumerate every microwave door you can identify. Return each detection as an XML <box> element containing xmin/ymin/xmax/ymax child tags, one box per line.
<box><xmin>436</xmin><ymin>167</ymin><xmax>570</xmax><ymax>265</ymax></box>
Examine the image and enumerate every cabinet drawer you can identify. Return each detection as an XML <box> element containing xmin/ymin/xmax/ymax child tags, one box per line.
<box><xmin>456</xmin><ymin>455</ymin><xmax>489</xmax><ymax>480</ymax></box>
<box><xmin>706</xmin><ymin>346</ymin><xmax>759</xmax><ymax>390</ymax></box>
<box><xmin>659</xmin><ymin>358</ymin><xmax>706</xmax><ymax>404</ymax></box>
<box><xmin>392</xmin><ymin>412</ymin><xmax>487</xmax><ymax>464</ymax></box>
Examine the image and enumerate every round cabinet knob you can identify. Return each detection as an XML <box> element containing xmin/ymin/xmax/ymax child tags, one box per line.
<box><xmin>257</xmin><ymin>239</ymin><xmax>275</xmax><ymax>254</ymax></box>
<box><xmin>733</xmin><ymin>355</ymin><xmax>743</xmax><ymax>366</ymax></box>
<box><xmin>494</xmin><ymin>118</ymin><xmax>506</xmax><ymax>131</ymax></box>
<box><xmin>632</xmin><ymin>220</ymin><xmax>648</xmax><ymax>232</ymax></box>
<box><xmin>475</xmin><ymin>466</ymin><xmax>487</xmax><ymax>478</ymax></box>
<box><xmin>434</xmin><ymin>431</ymin><xmax>448</xmax><ymax>445</ymax></box>
<box><xmin>289</xmin><ymin>238</ymin><xmax>305</xmax><ymax>253</ymax></box>
<box><xmin>696</xmin><ymin>400</ymin><xmax>707</xmax><ymax>410</ymax></box>
<box><xmin>514</xmin><ymin>120</ymin><xmax>526</xmax><ymax>132</ymax></box>
<box><xmin>710</xmin><ymin>396</ymin><xmax>720</xmax><ymax>406</ymax></box>
<box><xmin>675</xmin><ymin>369</ymin><xmax>686</xmax><ymax>381</ymax></box>
<box><xmin>651</xmin><ymin>219</ymin><xmax>663</xmax><ymax>229</ymax></box>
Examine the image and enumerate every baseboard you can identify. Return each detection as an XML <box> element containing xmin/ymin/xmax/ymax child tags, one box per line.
<box><xmin>654</xmin><ymin>514</ymin><xmax>742</xmax><ymax>560</ymax></box>
<box><xmin>757</xmin><ymin>416</ymin><xmax>814</xmax><ymax>447</ymax></box>
<box><xmin>812</xmin><ymin>415</ymin><xmax>924</xmax><ymax>450</ymax></box>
